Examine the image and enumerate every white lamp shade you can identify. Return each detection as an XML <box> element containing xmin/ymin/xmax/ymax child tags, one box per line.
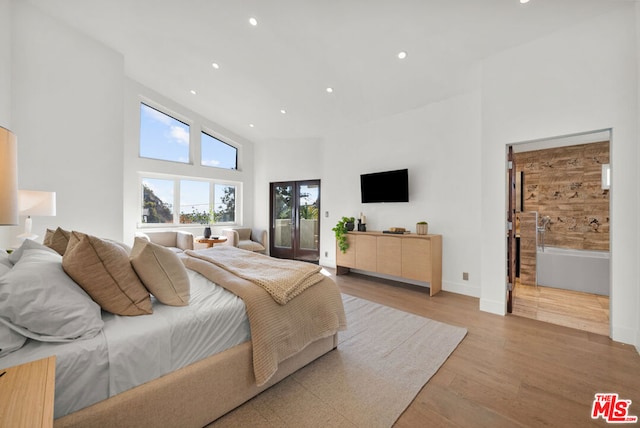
<box><xmin>0</xmin><ymin>127</ymin><xmax>18</xmax><ymax>225</ymax></box>
<box><xmin>19</xmin><ymin>190</ymin><xmax>57</xmax><ymax>217</ymax></box>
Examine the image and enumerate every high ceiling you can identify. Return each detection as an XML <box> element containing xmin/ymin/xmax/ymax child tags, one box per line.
<box><xmin>26</xmin><ymin>0</ymin><xmax>630</xmax><ymax>145</ymax></box>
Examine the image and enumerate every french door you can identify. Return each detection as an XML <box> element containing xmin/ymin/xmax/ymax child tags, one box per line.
<box><xmin>269</xmin><ymin>180</ymin><xmax>320</xmax><ymax>262</ymax></box>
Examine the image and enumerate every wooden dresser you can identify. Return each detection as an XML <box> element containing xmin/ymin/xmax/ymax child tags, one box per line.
<box><xmin>0</xmin><ymin>355</ymin><xmax>56</xmax><ymax>427</ymax></box>
<box><xmin>336</xmin><ymin>231</ymin><xmax>443</xmax><ymax>296</ymax></box>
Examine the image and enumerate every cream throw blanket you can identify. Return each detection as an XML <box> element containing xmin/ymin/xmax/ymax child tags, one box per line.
<box><xmin>185</xmin><ymin>246</ymin><xmax>324</xmax><ymax>304</ymax></box>
<box><xmin>182</xmin><ymin>248</ymin><xmax>347</xmax><ymax>386</ymax></box>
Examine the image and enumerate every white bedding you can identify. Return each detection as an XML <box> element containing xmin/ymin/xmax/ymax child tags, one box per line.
<box><xmin>0</xmin><ymin>269</ymin><xmax>250</xmax><ymax>418</ymax></box>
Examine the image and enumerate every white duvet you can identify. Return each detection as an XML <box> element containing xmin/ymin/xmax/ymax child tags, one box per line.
<box><xmin>0</xmin><ymin>269</ymin><xmax>250</xmax><ymax>418</ymax></box>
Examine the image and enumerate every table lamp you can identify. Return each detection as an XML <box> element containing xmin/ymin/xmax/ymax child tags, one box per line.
<box><xmin>18</xmin><ymin>190</ymin><xmax>57</xmax><ymax>240</ymax></box>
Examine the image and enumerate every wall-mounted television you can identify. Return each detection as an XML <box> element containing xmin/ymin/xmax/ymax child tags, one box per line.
<box><xmin>360</xmin><ymin>168</ymin><xmax>409</xmax><ymax>203</ymax></box>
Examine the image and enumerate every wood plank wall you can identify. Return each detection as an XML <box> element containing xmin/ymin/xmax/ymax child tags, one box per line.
<box><xmin>514</xmin><ymin>141</ymin><xmax>609</xmax><ymax>251</ymax></box>
<box><xmin>517</xmin><ymin>212</ymin><xmax>537</xmax><ymax>286</ymax></box>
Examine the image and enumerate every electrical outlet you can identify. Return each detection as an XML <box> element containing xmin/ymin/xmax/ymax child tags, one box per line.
<box><xmin>463</xmin><ymin>272</ymin><xmax>469</xmax><ymax>281</ymax></box>
<box><xmin>324</xmin><ymin>251</ymin><xmax>328</xmax><ymax>257</ymax></box>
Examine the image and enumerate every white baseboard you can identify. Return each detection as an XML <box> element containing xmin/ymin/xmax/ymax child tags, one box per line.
<box><xmin>443</xmin><ymin>280</ymin><xmax>480</xmax><ymax>298</ymax></box>
<box><xmin>611</xmin><ymin>324</ymin><xmax>637</xmax><ymax>347</ymax></box>
<box><xmin>479</xmin><ymin>298</ymin><xmax>505</xmax><ymax>316</ymax></box>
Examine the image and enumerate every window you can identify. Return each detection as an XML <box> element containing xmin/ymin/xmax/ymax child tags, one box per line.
<box><xmin>137</xmin><ymin>101</ymin><xmax>242</xmax><ymax>228</ymax></box>
<box><xmin>201</xmin><ymin>132</ymin><xmax>238</xmax><ymax>170</ymax></box>
<box><xmin>180</xmin><ymin>180</ymin><xmax>210</xmax><ymax>224</ymax></box>
<box><xmin>140</xmin><ymin>103</ymin><xmax>190</xmax><ymax>163</ymax></box>
<box><xmin>214</xmin><ymin>184</ymin><xmax>236</xmax><ymax>222</ymax></box>
<box><xmin>141</xmin><ymin>178</ymin><xmax>174</xmax><ymax>224</ymax></box>
<box><xmin>141</xmin><ymin>176</ymin><xmax>238</xmax><ymax>226</ymax></box>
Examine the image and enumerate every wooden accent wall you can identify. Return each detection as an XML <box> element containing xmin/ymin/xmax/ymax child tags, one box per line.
<box><xmin>514</xmin><ymin>141</ymin><xmax>609</xmax><ymax>251</ymax></box>
<box><xmin>517</xmin><ymin>212</ymin><xmax>537</xmax><ymax>286</ymax></box>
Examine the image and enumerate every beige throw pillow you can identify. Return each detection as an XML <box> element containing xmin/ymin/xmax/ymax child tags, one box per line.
<box><xmin>130</xmin><ymin>237</ymin><xmax>190</xmax><ymax>306</ymax></box>
<box><xmin>43</xmin><ymin>227</ymin><xmax>71</xmax><ymax>255</ymax></box>
<box><xmin>62</xmin><ymin>231</ymin><xmax>152</xmax><ymax>316</ymax></box>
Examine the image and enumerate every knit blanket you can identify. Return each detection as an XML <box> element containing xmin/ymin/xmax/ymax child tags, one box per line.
<box><xmin>184</xmin><ymin>246</ymin><xmax>324</xmax><ymax>304</ymax></box>
<box><xmin>182</xmin><ymin>249</ymin><xmax>347</xmax><ymax>386</ymax></box>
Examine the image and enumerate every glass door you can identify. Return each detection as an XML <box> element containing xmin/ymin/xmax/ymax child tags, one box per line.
<box><xmin>269</xmin><ymin>180</ymin><xmax>320</xmax><ymax>262</ymax></box>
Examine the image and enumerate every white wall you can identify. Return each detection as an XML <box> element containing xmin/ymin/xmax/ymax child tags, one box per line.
<box><xmin>480</xmin><ymin>6</ymin><xmax>638</xmax><ymax>344</ymax></box>
<box><xmin>255</xmin><ymin>91</ymin><xmax>483</xmax><ymax>297</ymax></box>
<box><xmin>7</xmin><ymin>1</ymin><xmax>125</xmax><ymax>246</ymax></box>
<box><xmin>122</xmin><ymin>79</ymin><xmax>255</xmax><ymax>246</ymax></box>
<box><xmin>253</xmin><ymin>137</ymin><xmax>323</xmax><ymax>236</ymax></box>
<box><xmin>0</xmin><ymin>0</ymin><xmax>12</xmax><ymax>246</ymax></box>
<box><xmin>0</xmin><ymin>0</ymin><xmax>10</xmax><ymax>125</ymax></box>
<box><xmin>636</xmin><ymin>2</ymin><xmax>640</xmax><ymax>354</ymax></box>
<box><xmin>322</xmin><ymin>91</ymin><xmax>483</xmax><ymax>296</ymax></box>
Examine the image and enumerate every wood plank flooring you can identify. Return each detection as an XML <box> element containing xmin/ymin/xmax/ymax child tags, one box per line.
<box><xmin>330</xmin><ymin>270</ymin><xmax>640</xmax><ymax>428</ymax></box>
<box><xmin>513</xmin><ymin>281</ymin><xmax>609</xmax><ymax>336</ymax></box>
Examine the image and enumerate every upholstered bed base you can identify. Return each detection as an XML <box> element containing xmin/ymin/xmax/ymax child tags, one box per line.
<box><xmin>55</xmin><ymin>334</ymin><xmax>338</xmax><ymax>428</ymax></box>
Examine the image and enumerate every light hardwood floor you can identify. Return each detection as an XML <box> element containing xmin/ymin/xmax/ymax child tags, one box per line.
<box><xmin>513</xmin><ymin>281</ymin><xmax>609</xmax><ymax>336</ymax></box>
<box><xmin>330</xmin><ymin>270</ymin><xmax>640</xmax><ymax>428</ymax></box>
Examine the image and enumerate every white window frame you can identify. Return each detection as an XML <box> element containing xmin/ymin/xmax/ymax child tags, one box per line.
<box><xmin>200</xmin><ymin>129</ymin><xmax>239</xmax><ymax>170</ymax></box>
<box><xmin>139</xmin><ymin>173</ymin><xmax>242</xmax><ymax>229</ymax></box>
<box><xmin>135</xmin><ymin>98</ymin><xmax>245</xmax><ymax>231</ymax></box>
<box><xmin>139</xmin><ymin>102</ymin><xmax>193</xmax><ymax>164</ymax></box>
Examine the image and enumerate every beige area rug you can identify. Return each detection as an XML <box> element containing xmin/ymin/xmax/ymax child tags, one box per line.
<box><xmin>210</xmin><ymin>294</ymin><xmax>467</xmax><ymax>427</ymax></box>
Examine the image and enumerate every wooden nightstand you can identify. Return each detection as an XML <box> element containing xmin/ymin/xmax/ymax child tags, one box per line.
<box><xmin>0</xmin><ymin>356</ymin><xmax>56</xmax><ymax>427</ymax></box>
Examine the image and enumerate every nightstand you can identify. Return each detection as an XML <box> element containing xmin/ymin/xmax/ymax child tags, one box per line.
<box><xmin>0</xmin><ymin>356</ymin><xmax>56</xmax><ymax>427</ymax></box>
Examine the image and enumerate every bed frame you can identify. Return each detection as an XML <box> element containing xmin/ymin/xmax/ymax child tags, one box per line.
<box><xmin>55</xmin><ymin>334</ymin><xmax>337</xmax><ymax>428</ymax></box>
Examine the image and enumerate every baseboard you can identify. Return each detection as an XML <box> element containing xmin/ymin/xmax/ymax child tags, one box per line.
<box><xmin>479</xmin><ymin>297</ymin><xmax>505</xmax><ymax>316</ymax></box>
<box><xmin>611</xmin><ymin>324</ymin><xmax>637</xmax><ymax>347</ymax></box>
<box><xmin>443</xmin><ymin>280</ymin><xmax>480</xmax><ymax>298</ymax></box>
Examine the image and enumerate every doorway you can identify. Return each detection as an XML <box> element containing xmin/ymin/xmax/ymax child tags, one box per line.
<box><xmin>269</xmin><ymin>180</ymin><xmax>320</xmax><ymax>262</ymax></box>
<box><xmin>506</xmin><ymin>130</ymin><xmax>611</xmax><ymax>335</ymax></box>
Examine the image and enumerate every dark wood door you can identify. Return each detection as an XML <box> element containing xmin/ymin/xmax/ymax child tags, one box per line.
<box><xmin>507</xmin><ymin>146</ymin><xmax>517</xmax><ymax>313</ymax></box>
<box><xmin>269</xmin><ymin>180</ymin><xmax>320</xmax><ymax>262</ymax></box>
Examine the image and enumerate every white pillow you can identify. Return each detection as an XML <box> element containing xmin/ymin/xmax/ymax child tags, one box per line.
<box><xmin>8</xmin><ymin>239</ymin><xmax>57</xmax><ymax>264</ymax></box>
<box><xmin>0</xmin><ymin>323</ymin><xmax>27</xmax><ymax>357</ymax></box>
<box><xmin>0</xmin><ymin>248</ymin><xmax>104</xmax><ymax>342</ymax></box>
<box><xmin>0</xmin><ymin>250</ymin><xmax>11</xmax><ymax>276</ymax></box>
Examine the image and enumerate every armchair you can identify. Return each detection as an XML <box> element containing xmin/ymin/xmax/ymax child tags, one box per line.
<box><xmin>135</xmin><ymin>230</ymin><xmax>194</xmax><ymax>253</ymax></box>
<box><xmin>221</xmin><ymin>227</ymin><xmax>267</xmax><ymax>254</ymax></box>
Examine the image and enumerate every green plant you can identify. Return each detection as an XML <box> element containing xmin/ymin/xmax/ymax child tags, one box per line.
<box><xmin>417</xmin><ymin>221</ymin><xmax>427</xmax><ymax>224</ymax></box>
<box><xmin>333</xmin><ymin>216</ymin><xmax>355</xmax><ymax>253</ymax></box>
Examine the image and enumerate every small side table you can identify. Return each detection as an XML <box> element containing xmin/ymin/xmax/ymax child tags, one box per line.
<box><xmin>196</xmin><ymin>236</ymin><xmax>228</xmax><ymax>248</ymax></box>
<box><xmin>0</xmin><ymin>355</ymin><xmax>56</xmax><ymax>427</ymax></box>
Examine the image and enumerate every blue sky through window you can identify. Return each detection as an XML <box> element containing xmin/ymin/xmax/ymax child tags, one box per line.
<box><xmin>140</xmin><ymin>103</ymin><xmax>190</xmax><ymax>163</ymax></box>
<box><xmin>143</xmin><ymin>178</ymin><xmax>173</xmax><ymax>208</ymax></box>
<box><xmin>201</xmin><ymin>132</ymin><xmax>237</xmax><ymax>169</ymax></box>
<box><xmin>180</xmin><ymin>180</ymin><xmax>209</xmax><ymax>214</ymax></box>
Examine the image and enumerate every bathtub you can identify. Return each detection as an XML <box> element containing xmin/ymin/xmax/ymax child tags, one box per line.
<box><xmin>536</xmin><ymin>246</ymin><xmax>610</xmax><ymax>296</ymax></box>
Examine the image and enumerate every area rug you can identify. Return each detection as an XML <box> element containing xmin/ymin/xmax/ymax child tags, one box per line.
<box><xmin>210</xmin><ymin>294</ymin><xmax>467</xmax><ymax>427</ymax></box>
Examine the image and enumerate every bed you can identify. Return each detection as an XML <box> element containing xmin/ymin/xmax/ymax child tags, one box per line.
<box><xmin>0</xmin><ymin>230</ymin><xmax>346</xmax><ymax>428</ymax></box>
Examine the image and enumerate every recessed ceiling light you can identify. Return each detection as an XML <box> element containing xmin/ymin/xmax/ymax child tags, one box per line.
<box><xmin>520</xmin><ymin>0</ymin><xmax>530</xmax><ymax>3</ymax></box>
<box><xmin>280</xmin><ymin>109</ymin><xmax>286</xmax><ymax>114</ymax></box>
<box><xmin>249</xmin><ymin>17</ymin><xmax>258</xmax><ymax>26</ymax></box>
<box><xmin>249</xmin><ymin>123</ymin><xmax>254</xmax><ymax>128</ymax></box>
<box><xmin>326</xmin><ymin>87</ymin><xmax>334</xmax><ymax>93</ymax></box>
<box><xmin>212</xmin><ymin>62</ymin><xmax>220</xmax><ymax>69</ymax></box>
<box><xmin>190</xmin><ymin>90</ymin><xmax>197</xmax><ymax>95</ymax></box>
<box><xmin>398</xmin><ymin>51</ymin><xmax>408</xmax><ymax>60</ymax></box>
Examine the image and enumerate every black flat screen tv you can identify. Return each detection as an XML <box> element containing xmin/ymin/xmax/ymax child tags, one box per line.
<box><xmin>360</xmin><ymin>168</ymin><xmax>409</xmax><ymax>203</ymax></box>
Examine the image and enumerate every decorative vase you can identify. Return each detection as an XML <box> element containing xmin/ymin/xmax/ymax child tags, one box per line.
<box><xmin>346</xmin><ymin>222</ymin><xmax>355</xmax><ymax>231</ymax></box>
<box><xmin>416</xmin><ymin>223</ymin><xmax>428</xmax><ymax>235</ymax></box>
<box><xmin>204</xmin><ymin>226</ymin><xmax>212</xmax><ymax>238</ymax></box>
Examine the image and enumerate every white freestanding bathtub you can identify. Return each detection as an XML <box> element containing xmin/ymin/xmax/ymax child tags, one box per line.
<box><xmin>537</xmin><ymin>246</ymin><xmax>610</xmax><ymax>296</ymax></box>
